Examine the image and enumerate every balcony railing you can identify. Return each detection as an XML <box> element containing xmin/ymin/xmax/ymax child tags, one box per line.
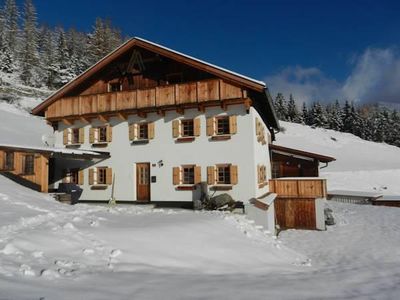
<box><xmin>45</xmin><ymin>79</ymin><xmax>247</xmax><ymax>119</ymax></box>
<box><xmin>269</xmin><ymin>178</ymin><xmax>327</xmax><ymax>199</ymax></box>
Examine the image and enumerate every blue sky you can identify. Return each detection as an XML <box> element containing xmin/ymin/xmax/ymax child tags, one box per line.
<box><xmin>31</xmin><ymin>0</ymin><xmax>400</xmax><ymax>104</ymax></box>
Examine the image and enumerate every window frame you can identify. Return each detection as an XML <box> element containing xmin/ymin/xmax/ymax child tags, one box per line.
<box><xmin>108</xmin><ymin>82</ymin><xmax>122</xmax><ymax>92</ymax></box>
<box><xmin>23</xmin><ymin>154</ymin><xmax>35</xmax><ymax>175</ymax></box>
<box><xmin>96</xmin><ymin>167</ymin><xmax>108</xmax><ymax>185</ymax></box>
<box><xmin>181</xmin><ymin>165</ymin><xmax>195</xmax><ymax>185</ymax></box>
<box><xmin>216</xmin><ymin>164</ymin><xmax>231</xmax><ymax>185</ymax></box>
<box><xmin>215</xmin><ymin>116</ymin><xmax>230</xmax><ymax>136</ymax></box>
<box><xmin>138</xmin><ymin>123</ymin><xmax>149</xmax><ymax>140</ymax></box>
<box><xmin>180</xmin><ymin>119</ymin><xmax>195</xmax><ymax>137</ymax></box>
<box><xmin>70</xmin><ymin>128</ymin><xmax>80</xmax><ymax>145</ymax></box>
<box><xmin>4</xmin><ymin>151</ymin><xmax>14</xmax><ymax>171</ymax></box>
<box><xmin>95</xmin><ymin>126</ymin><xmax>108</xmax><ymax>144</ymax></box>
<box><xmin>64</xmin><ymin>168</ymin><xmax>79</xmax><ymax>184</ymax></box>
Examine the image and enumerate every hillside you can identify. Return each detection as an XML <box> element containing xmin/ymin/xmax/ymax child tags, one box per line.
<box><xmin>276</xmin><ymin>121</ymin><xmax>400</xmax><ymax>194</ymax></box>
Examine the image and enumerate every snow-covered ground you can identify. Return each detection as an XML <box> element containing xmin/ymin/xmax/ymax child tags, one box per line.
<box><xmin>1</xmin><ymin>104</ymin><xmax>400</xmax><ymax>298</ymax></box>
<box><xmin>276</xmin><ymin>121</ymin><xmax>400</xmax><ymax>194</ymax></box>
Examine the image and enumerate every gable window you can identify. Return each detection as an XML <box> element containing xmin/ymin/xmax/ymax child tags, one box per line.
<box><xmin>172</xmin><ymin>118</ymin><xmax>200</xmax><ymax>140</ymax></box>
<box><xmin>206</xmin><ymin>116</ymin><xmax>237</xmax><ymax>138</ymax></box>
<box><xmin>109</xmin><ymin>82</ymin><xmax>122</xmax><ymax>92</ymax></box>
<box><xmin>63</xmin><ymin>128</ymin><xmax>84</xmax><ymax>145</ymax></box>
<box><xmin>129</xmin><ymin>123</ymin><xmax>154</xmax><ymax>142</ymax></box>
<box><xmin>89</xmin><ymin>167</ymin><xmax>112</xmax><ymax>186</ymax></box>
<box><xmin>23</xmin><ymin>154</ymin><xmax>34</xmax><ymax>175</ymax></box>
<box><xmin>4</xmin><ymin>151</ymin><xmax>14</xmax><ymax>171</ymax></box>
<box><xmin>90</xmin><ymin>126</ymin><xmax>112</xmax><ymax>144</ymax></box>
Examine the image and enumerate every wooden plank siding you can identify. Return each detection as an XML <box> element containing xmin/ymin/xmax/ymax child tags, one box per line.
<box><xmin>269</xmin><ymin>178</ymin><xmax>327</xmax><ymax>199</ymax></box>
<box><xmin>275</xmin><ymin>198</ymin><xmax>316</xmax><ymax>229</ymax></box>
<box><xmin>0</xmin><ymin>150</ymin><xmax>49</xmax><ymax>192</ymax></box>
<box><xmin>45</xmin><ymin>79</ymin><xmax>246</xmax><ymax>120</ymax></box>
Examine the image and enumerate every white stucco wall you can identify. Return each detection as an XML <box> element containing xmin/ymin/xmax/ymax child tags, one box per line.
<box><xmin>53</xmin><ymin>104</ymin><xmax>272</xmax><ymax>203</ymax></box>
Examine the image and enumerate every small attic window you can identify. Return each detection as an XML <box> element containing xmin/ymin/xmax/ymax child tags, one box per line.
<box><xmin>108</xmin><ymin>82</ymin><xmax>122</xmax><ymax>92</ymax></box>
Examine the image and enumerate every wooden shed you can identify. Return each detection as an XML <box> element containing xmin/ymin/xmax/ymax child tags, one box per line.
<box><xmin>270</xmin><ymin>144</ymin><xmax>335</xmax><ymax>178</ymax></box>
<box><xmin>269</xmin><ymin>178</ymin><xmax>327</xmax><ymax>230</ymax></box>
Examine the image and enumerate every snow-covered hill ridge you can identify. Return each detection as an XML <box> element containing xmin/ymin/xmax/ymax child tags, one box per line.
<box><xmin>276</xmin><ymin>121</ymin><xmax>400</xmax><ymax>194</ymax></box>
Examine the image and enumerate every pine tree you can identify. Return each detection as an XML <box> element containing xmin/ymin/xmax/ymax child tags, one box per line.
<box><xmin>327</xmin><ymin>100</ymin><xmax>344</xmax><ymax>131</ymax></box>
<box><xmin>20</xmin><ymin>0</ymin><xmax>39</xmax><ymax>85</ymax></box>
<box><xmin>53</xmin><ymin>27</ymin><xmax>75</xmax><ymax>87</ymax></box>
<box><xmin>2</xmin><ymin>0</ymin><xmax>19</xmax><ymax>71</ymax></box>
<box><xmin>301</xmin><ymin>102</ymin><xmax>309</xmax><ymax>125</ymax></box>
<box><xmin>310</xmin><ymin>102</ymin><xmax>328</xmax><ymax>128</ymax></box>
<box><xmin>287</xmin><ymin>94</ymin><xmax>300</xmax><ymax>123</ymax></box>
<box><xmin>274</xmin><ymin>93</ymin><xmax>288</xmax><ymax>121</ymax></box>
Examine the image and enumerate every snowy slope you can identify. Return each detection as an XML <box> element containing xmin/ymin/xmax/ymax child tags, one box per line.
<box><xmin>276</xmin><ymin>121</ymin><xmax>400</xmax><ymax>194</ymax></box>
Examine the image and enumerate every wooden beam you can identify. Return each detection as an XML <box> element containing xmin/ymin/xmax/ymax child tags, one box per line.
<box><xmin>198</xmin><ymin>104</ymin><xmax>205</xmax><ymax>112</ymax></box>
<box><xmin>80</xmin><ymin>116</ymin><xmax>90</xmax><ymax>124</ymax></box>
<box><xmin>244</xmin><ymin>98</ymin><xmax>252</xmax><ymax>110</ymax></box>
<box><xmin>62</xmin><ymin>118</ymin><xmax>73</xmax><ymax>126</ymax></box>
<box><xmin>116</xmin><ymin>112</ymin><xmax>128</xmax><ymax>121</ymax></box>
<box><xmin>221</xmin><ymin>100</ymin><xmax>228</xmax><ymax>111</ymax></box>
<box><xmin>176</xmin><ymin>107</ymin><xmax>184</xmax><ymax>115</ymax></box>
<box><xmin>98</xmin><ymin>115</ymin><xmax>109</xmax><ymax>123</ymax></box>
<box><xmin>157</xmin><ymin>109</ymin><xmax>165</xmax><ymax>117</ymax></box>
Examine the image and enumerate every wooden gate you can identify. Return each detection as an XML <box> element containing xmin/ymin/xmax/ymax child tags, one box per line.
<box><xmin>275</xmin><ymin>198</ymin><xmax>316</xmax><ymax>229</ymax></box>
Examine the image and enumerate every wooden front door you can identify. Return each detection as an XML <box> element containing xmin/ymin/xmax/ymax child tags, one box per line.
<box><xmin>136</xmin><ymin>163</ymin><xmax>150</xmax><ymax>202</ymax></box>
<box><xmin>275</xmin><ymin>198</ymin><xmax>316</xmax><ymax>230</ymax></box>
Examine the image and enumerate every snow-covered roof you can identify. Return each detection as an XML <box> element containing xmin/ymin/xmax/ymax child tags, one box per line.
<box><xmin>257</xmin><ymin>192</ymin><xmax>277</xmax><ymax>206</ymax></box>
<box><xmin>133</xmin><ymin>37</ymin><xmax>266</xmax><ymax>87</ymax></box>
<box><xmin>375</xmin><ymin>195</ymin><xmax>400</xmax><ymax>201</ymax></box>
<box><xmin>328</xmin><ymin>190</ymin><xmax>382</xmax><ymax>198</ymax></box>
<box><xmin>0</xmin><ymin>143</ymin><xmax>108</xmax><ymax>158</ymax></box>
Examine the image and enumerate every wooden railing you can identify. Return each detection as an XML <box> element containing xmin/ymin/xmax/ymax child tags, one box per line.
<box><xmin>45</xmin><ymin>79</ymin><xmax>247</xmax><ymax>119</ymax></box>
<box><xmin>269</xmin><ymin>178</ymin><xmax>327</xmax><ymax>199</ymax></box>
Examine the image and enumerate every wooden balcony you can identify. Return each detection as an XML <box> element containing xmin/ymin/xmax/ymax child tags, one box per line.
<box><xmin>269</xmin><ymin>178</ymin><xmax>327</xmax><ymax>199</ymax></box>
<box><xmin>45</xmin><ymin>79</ymin><xmax>249</xmax><ymax>120</ymax></box>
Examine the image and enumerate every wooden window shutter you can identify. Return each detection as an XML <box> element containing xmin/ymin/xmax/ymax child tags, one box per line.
<box><xmin>89</xmin><ymin>168</ymin><xmax>94</xmax><ymax>185</ymax></box>
<box><xmin>207</xmin><ymin>166</ymin><xmax>215</xmax><ymax>185</ymax></box>
<box><xmin>78</xmin><ymin>169</ymin><xmax>84</xmax><ymax>185</ymax></box>
<box><xmin>89</xmin><ymin>128</ymin><xmax>95</xmax><ymax>144</ymax></box>
<box><xmin>257</xmin><ymin>165</ymin><xmax>261</xmax><ymax>184</ymax></box>
<box><xmin>230</xmin><ymin>165</ymin><xmax>238</xmax><ymax>185</ymax></box>
<box><xmin>79</xmin><ymin>128</ymin><xmax>85</xmax><ymax>144</ymax></box>
<box><xmin>148</xmin><ymin>122</ymin><xmax>155</xmax><ymax>139</ymax></box>
<box><xmin>129</xmin><ymin>123</ymin><xmax>136</xmax><ymax>140</ymax></box>
<box><xmin>194</xmin><ymin>166</ymin><xmax>201</xmax><ymax>184</ymax></box>
<box><xmin>106</xmin><ymin>125</ymin><xmax>112</xmax><ymax>142</ymax></box>
<box><xmin>106</xmin><ymin>168</ymin><xmax>113</xmax><ymax>185</ymax></box>
<box><xmin>172</xmin><ymin>167</ymin><xmax>180</xmax><ymax>185</ymax></box>
<box><xmin>172</xmin><ymin>120</ymin><xmax>180</xmax><ymax>138</ymax></box>
<box><xmin>63</xmin><ymin>129</ymin><xmax>68</xmax><ymax>145</ymax></box>
<box><xmin>193</xmin><ymin>118</ymin><xmax>201</xmax><ymax>137</ymax></box>
<box><xmin>206</xmin><ymin>117</ymin><xmax>215</xmax><ymax>136</ymax></box>
<box><xmin>256</xmin><ymin>119</ymin><xmax>260</xmax><ymax>138</ymax></box>
<box><xmin>229</xmin><ymin>116</ymin><xmax>237</xmax><ymax>134</ymax></box>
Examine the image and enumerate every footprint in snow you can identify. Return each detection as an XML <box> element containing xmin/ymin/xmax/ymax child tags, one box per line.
<box><xmin>19</xmin><ymin>264</ymin><xmax>35</xmax><ymax>277</ymax></box>
<box><xmin>110</xmin><ymin>249</ymin><xmax>122</xmax><ymax>258</ymax></box>
<box><xmin>83</xmin><ymin>248</ymin><xmax>95</xmax><ymax>255</ymax></box>
<box><xmin>40</xmin><ymin>269</ymin><xmax>60</xmax><ymax>279</ymax></box>
<box><xmin>63</xmin><ymin>223</ymin><xmax>76</xmax><ymax>230</ymax></box>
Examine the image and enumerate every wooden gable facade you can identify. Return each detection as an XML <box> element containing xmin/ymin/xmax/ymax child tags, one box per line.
<box><xmin>32</xmin><ymin>38</ymin><xmax>279</xmax><ymax>132</ymax></box>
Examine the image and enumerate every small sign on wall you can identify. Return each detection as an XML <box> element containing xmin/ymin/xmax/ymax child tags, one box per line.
<box><xmin>151</xmin><ymin>176</ymin><xmax>156</xmax><ymax>183</ymax></box>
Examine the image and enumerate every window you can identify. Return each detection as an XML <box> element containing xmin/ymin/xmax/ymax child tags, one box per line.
<box><xmin>129</xmin><ymin>123</ymin><xmax>154</xmax><ymax>141</ymax></box>
<box><xmin>109</xmin><ymin>82</ymin><xmax>122</xmax><ymax>92</ymax></box>
<box><xmin>182</xmin><ymin>165</ymin><xmax>195</xmax><ymax>184</ymax></box>
<box><xmin>91</xmin><ymin>126</ymin><xmax>110</xmax><ymax>144</ymax></box>
<box><xmin>89</xmin><ymin>167</ymin><xmax>112</xmax><ymax>186</ymax></box>
<box><xmin>181</xmin><ymin>119</ymin><xmax>194</xmax><ymax>137</ymax></box>
<box><xmin>63</xmin><ymin>169</ymin><xmax>79</xmax><ymax>184</ymax></box>
<box><xmin>23</xmin><ymin>155</ymin><xmax>34</xmax><ymax>175</ymax></box>
<box><xmin>97</xmin><ymin>167</ymin><xmax>107</xmax><ymax>185</ymax></box>
<box><xmin>173</xmin><ymin>165</ymin><xmax>201</xmax><ymax>186</ymax></box>
<box><xmin>71</xmin><ymin>128</ymin><xmax>80</xmax><ymax>144</ymax></box>
<box><xmin>63</xmin><ymin>128</ymin><xmax>84</xmax><ymax>145</ymax></box>
<box><xmin>138</xmin><ymin>123</ymin><xmax>148</xmax><ymax>140</ymax></box>
<box><xmin>4</xmin><ymin>152</ymin><xmax>14</xmax><ymax>170</ymax></box>
<box><xmin>172</xmin><ymin>119</ymin><xmax>200</xmax><ymax>139</ymax></box>
<box><xmin>217</xmin><ymin>165</ymin><xmax>231</xmax><ymax>184</ymax></box>
<box><xmin>207</xmin><ymin>116</ymin><xmax>237</xmax><ymax>137</ymax></box>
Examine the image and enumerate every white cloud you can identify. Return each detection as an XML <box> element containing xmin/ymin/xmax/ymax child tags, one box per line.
<box><xmin>265</xmin><ymin>47</ymin><xmax>400</xmax><ymax>105</ymax></box>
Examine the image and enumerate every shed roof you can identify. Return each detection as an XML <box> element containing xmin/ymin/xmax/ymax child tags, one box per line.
<box><xmin>328</xmin><ymin>190</ymin><xmax>382</xmax><ymax>198</ymax></box>
<box><xmin>269</xmin><ymin>144</ymin><xmax>336</xmax><ymax>163</ymax></box>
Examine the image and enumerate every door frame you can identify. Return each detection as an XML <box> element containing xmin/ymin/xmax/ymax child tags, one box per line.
<box><xmin>136</xmin><ymin>162</ymin><xmax>151</xmax><ymax>202</ymax></box>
